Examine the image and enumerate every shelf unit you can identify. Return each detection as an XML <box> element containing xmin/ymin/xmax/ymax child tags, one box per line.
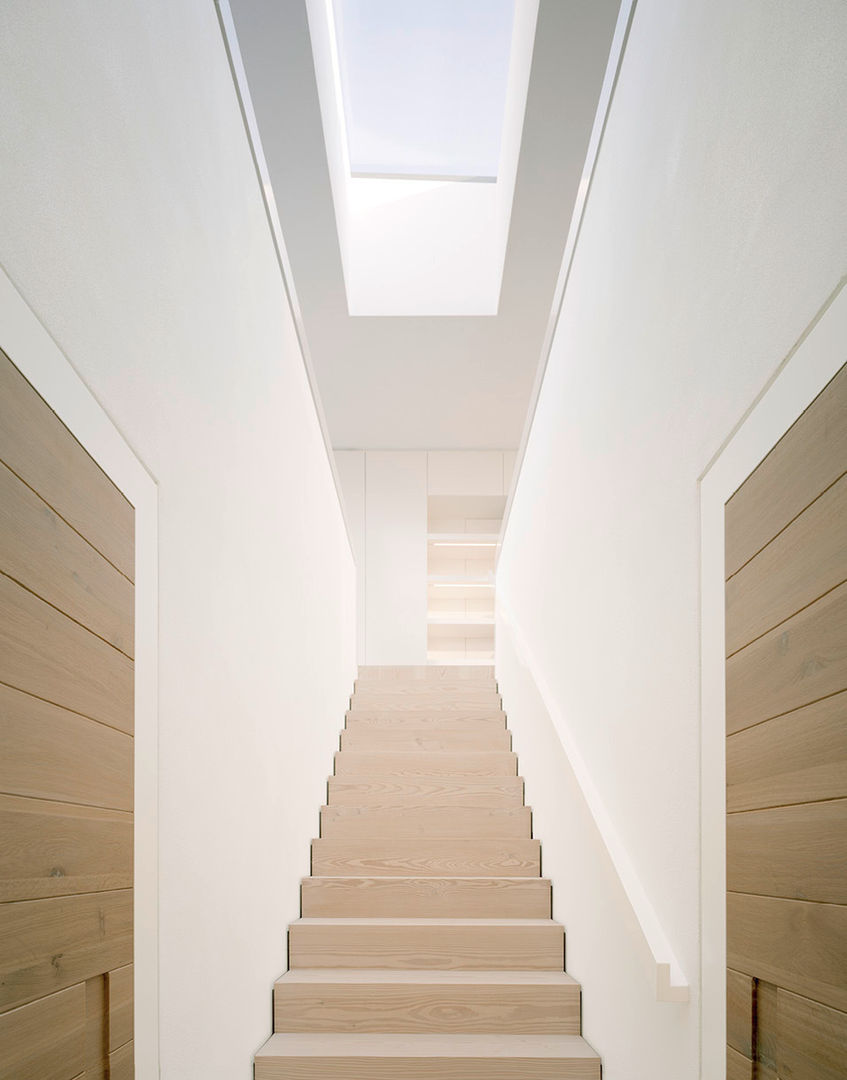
<box><xmin>426</xmin><ymin>496</ymin><xmax>504</xmax><ymax>665</ymax></box>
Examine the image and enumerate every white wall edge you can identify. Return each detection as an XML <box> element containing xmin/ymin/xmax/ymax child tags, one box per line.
<box><xmin>496</xmin><ymin>598</ymin><xmax>690</xmax><ymax>1001</ymax></box>
<box><xmin>497</xmin><ymin>0</ymin><xmax>638</xmax><ymax>559</ymax></box>
<box><xmin>0</xmin><ymin>265</ymin><xmax>161</xmax><ymax>1077</ymax></box>
<box><xmin>214</xmin><ymin>0</ymin><xmax>355</xmax><ymax>563</ymax></box>
<box><xmin>698</xmin><ymin>276</ymin><xmax>847</xmax><ymax>1078</ymax></box>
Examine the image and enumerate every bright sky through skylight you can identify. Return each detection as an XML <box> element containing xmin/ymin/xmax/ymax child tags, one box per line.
<box><xmin>332</xmin><ymin>0</ymin><xmax>516</xmax><ymax>181</ymax></box>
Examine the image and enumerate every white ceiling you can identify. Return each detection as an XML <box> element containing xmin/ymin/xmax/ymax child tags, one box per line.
<box><xmin>229</xmin><ymin>0</ymin><xmax>621</xmax><ymax>449</ymax></box>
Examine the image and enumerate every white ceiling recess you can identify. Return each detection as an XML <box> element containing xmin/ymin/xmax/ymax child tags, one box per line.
<box><xmin>227</xmin><ymin>0</ymin><xmax>622</xmax><ymax>449</ymax></box>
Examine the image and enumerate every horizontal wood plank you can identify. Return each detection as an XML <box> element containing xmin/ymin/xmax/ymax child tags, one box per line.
<box><xmin>0</xmin><ymin>683</ymin><xmax>132</xmax><ymax>810</ymax></box>
<box><xmin>327</xmin><ymin>776</ymin><xmax>524</xmax><ymax>808</ymax></box>
<box><xmin>334</xmin><ymin>751</ymin><xmax>517</xmax><ymax>777</ymax></box>
<box><xmin>726</xmin><ymin>473</ymin><xmax>847</xmax><ymax>656</ymax></box>
<box><xmin>0</xmin><ymin>983</ymin><xmax>85</xmax><ymax>1080</ymax></box>
<box><xmin>0</xmin><ymin>573</ymin><xmax>133</xmax><ymax>734</ymax></box>
<box><xmin>320</xmin><ymin>806</ymin><xmax>531</xmax><ymax>840</ymax></box>
<box><xmin>340</xmin><ymin>729</ymin><xmax>511</xmax><ymax>752</ymax></box>
<box><xmin>725</xmin><ymin>581</ymin><xmax>847</xmax><ymax>735</ymax></box>
<box><xmin>726</xmin><ymin>892</ymin><xmax>847</xmax><ymax>1012</ymax></box>
<box><xmin>0</xmin><ymin>462</ymin><xmax>133</xmax><ymax>656</ymax></box>
<box><xmin>0</xmin><ymin>890</ymin><xmax>133</xmax><ymax>1013</ymax></box>
<box><xmin>726</xmin><ymin>691</ymin><xmax>847</xmax><ymax>811</ymax></box>
<box><xmin>727</xmin><ymin>799</ymin><xmax>847</xmax><ymax>903</ymax></box>
<box><xmin>301</xmin><ymin>877</ymin><xmax>551</xmax><ymax>919</ymax></box>
<box><xmin>288</xmin><ymin>919</ymin><xmax>564</xmax><ymax>970</ymax></box>
<box><xmin>725</xmin><ymin>362</ymin><xmax>847</xmax><ymax>577</ymax></box>
<box><xmin>0</xmin><ymin>793</ymin><xmax>132</xmax><ymax>901</ymax></box>
<box><xmin>0</xmin><ymin>349</ymin><xmax>134</xmax><ymax>581</ymax></box>
<box><xmin>778</xmin><ymin>988</ymin><xmax>847</xmax><ymax>1080</ymax></box>
<box><xmin>312</xmin><ymin>838</ymin><xmax>540</xmax><ymax>878</ymax></box>
<box><xmin>274</xmin><ymin>970</ymin><xmax>580</xmax><ymax>1035</ymax></box>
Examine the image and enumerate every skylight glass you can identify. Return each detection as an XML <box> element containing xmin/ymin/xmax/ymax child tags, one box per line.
<box><xmin>332</xmin><ymin>0</ymin><xmax>516</xmax><ymax>182</ymax></box>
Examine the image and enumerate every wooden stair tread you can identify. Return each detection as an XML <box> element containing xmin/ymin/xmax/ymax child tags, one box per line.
<box><xmin>257</xmin><ymin>1032</ymin><xmax>598</xmax><ymax>1057</ymax></box>
<box><xmin>277</xmin><ymin>969</ymin><xmax>577</xmax><ymax>985</ymax></box>
<box><xmin>293</xmin><ymin>917</ymin><xmax>559</xmax><ymax>927</ymax></box>
<box><xmin>320</xmin><ymin>805</ymin><xmax>531</xmax><ymax>838</ymax></box>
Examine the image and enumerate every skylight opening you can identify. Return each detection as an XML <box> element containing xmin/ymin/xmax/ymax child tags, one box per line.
<box><xmin>332</xmin><ymin>0</ymin><xmax>516</xmax><ymax>182</ymax></box>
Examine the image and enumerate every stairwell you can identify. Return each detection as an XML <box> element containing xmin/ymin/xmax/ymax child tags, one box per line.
<box><xmin>254</xmin><ymin>665</ymin><xmax>601</xmax><ymax>1078</ymax></box>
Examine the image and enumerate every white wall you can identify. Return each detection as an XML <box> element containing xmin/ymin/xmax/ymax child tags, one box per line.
<box><xmin>0</xmin><ymin>4</ymin><xmax>357</xmax><ymax>1079</ymax></box>
<box><xmin>365</xmin><ymin>451</ymin><xmax>428</xmax><ymax>664</ymax></box>
<box><xmin>497</xmin><ymin>1</ymin><xmax>847</xmax><ymax>1077</ymax></box>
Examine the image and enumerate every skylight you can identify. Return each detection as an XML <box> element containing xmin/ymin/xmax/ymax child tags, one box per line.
<box><xmin>332</xmin><ymin>0</ymin><xmax>516</xmax><ymax>182</ymax></box>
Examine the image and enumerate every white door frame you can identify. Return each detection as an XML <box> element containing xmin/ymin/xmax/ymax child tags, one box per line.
<box><xmin>0</xmin><ymin>268</ymin><xmax>160</xmax><ymax>1078</ymax></box>
<box><xmin>698</xmin><ymin>278</ymin><xmax>847</xmax><ymax>1077</ymax></box>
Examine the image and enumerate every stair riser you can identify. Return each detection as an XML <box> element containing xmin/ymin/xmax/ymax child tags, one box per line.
<box><xmin>274</xmin><ymin>985</ymin><xmax>580</xmax><ymax>1034</ymax></box>
<box><xmin>345</xmin><ymin>713</ymin><xmax>506</xmax><ymax>729</ymax></box>
<box><xmin>334</xmin><ymin>752</ymin><xmax>518</xmax><ymax>777</ymax></box>
<box><xmin>353</xmin><ymin>681</ymin><xmax>498</xmax><ymax>694</ymax></box>
<box><xmin>327</xmin><ymin>777</ymin><xmax>524</xmax><ymax>808</ymax></box>
<box><xmin>340</xmin><ymin>730</ymin><xmax>512</xmax><ymax>751</ymax></box>
<box><xmin>311</xmin><ymin>839</ymin><xmax>541</xmax><ymax>877</ymax></box>
<box><xmin>350</xmin><ymin>698</ymin><xmax>502</xmax><ymax>712</ymax></box>
<box><xmin>256</xmin><ymin>1058</ymin><xmax>599</xmax><ymax>1079</ymax></box>
<box><xmin>301</xmin><ymin>877</ymin><xmax>552</xmax><ymax>919</ymax></box>
<box><xmin>320</xmin><ymin>807</ymin><xmax>531</xmax><ymax>840</ymax></box>
<box><xmin>288</xmin><ymin>925</ymin><xmax>565</xmax><ymax>970</ymax></box>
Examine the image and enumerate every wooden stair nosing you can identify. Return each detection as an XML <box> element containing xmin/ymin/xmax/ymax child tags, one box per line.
<box><xmin>311</xmin><ymin>837</ymin><xmax>541</xmax><ymax>877</ymax></box>
<box><xmin>319</xmin><ymin>805</ymin><xmax>532</xmax><ymax>839</ymax></box>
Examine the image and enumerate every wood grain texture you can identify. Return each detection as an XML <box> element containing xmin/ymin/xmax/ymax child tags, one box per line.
<box><xmin>0</xmin><ymin>573</ymin><xmax>133</xmax><ymax>734</ymax></box>
<box><xmin>327</xmin><ymin>776</ymin><xmax>524</xmax><ymax>807</ymax></box>
<box><xmin>726</xmin><ymin>691</ymin><xmax>847</xmax><ymax>811</ymax></box>
<box><xmin>0</xmin><ymin>793</ymin><xmax>132</xmax><ymax>901</ymax></box>
<box><xmin>0</xmin><ymin>348</ymin><xmax>134</xmax><ymax>581</ymax></box>
<box><xmin>725</xmin><ymin>581</ymin><xmax>847</xmax><ymax>735</ymax></box>
<box><xmin>725</xmin><ymin>362</ymin><xmax>847</xmax><ymax>578</ymax></box>
<box><xmin>727</xmin><ymin>799</ymin><xmax>847</xmax><ymax>903</ymax></box>
<box><xmin>255</xmin><ymin>1033</ymin><xmax>599</xmax><ymax>1080</ymax></box>
<box><xmin>274</xmin><ymin>970</ymin><xmax>580</xmax><ymax>1034</ymax></box>
<box><xmin>345</xmin><ymin>712</ymin><xmax>506</xmax><ymax>729</ymax></box>
<box><xmin>0</xmin><ymin>983</ymin><xmax>85</xmax><ymax>1080</ymax></box>
<box><xmin>726</xmin><ymin>892</ymin><xmax>847</xmax><ymax>1012</ymax></box>
<box><xmin>726</xmin><ymin>968</ymin><xmax>754</xmax><ymax>1058</ymax></box>
<box><xmin>726</xmin><ymin>1045</ymin><xmax>753</xmax><ymax>1080</ymax></box>
<box><xmin>289</xmin><ymin>919</ymin><xmax>564</xmax><ymax>970</ymax></box>
<box><xmin>312</xmin><ymin>838</ymin><xmax>540</xmax><ymax>878</ymax></box>
<box><xmin>0</xmin><ymin>462</ymin><xmax>134</xmax><ymax>656</ymax></box>
<box><xmin>726</xmin><ymin>473</ymin><xmax>847</xmax><ymax>656</ymax></box>
<box><xmin>0</xmin><ymin>889</ymin><xmax>133</xmax><ymax>1012</ymax></box>
<box><xmin>108</xmin><ymin>1039</ymin><xmax>134</xmax><ymax>1080</ymax></box>
<box><xmin>301</xmin><ymin>877</ymin><xmax>552</xmax><ymax>919</ymax></box>
<box><xmin>107</xmin><ymin>964</ymin><xmax>133</xmax><ymax>1052</ymax></box>
<box><xmin>334</xmin><ymin>751</ymin><xmax>518</xmax><ymax>777</ymax></box>
<box><xmin>778</xmin><ymin>988</ymin><xmax>847</xmax><ymax>1080</ymax></box>
<box><xmin>350</xmin><ymin>697</ymin><xmax>502</xmax><ymax>714</ymax></box>
<box><xmin>0</xmin><ymin>682</ymin><xmax>133</xmax><ymax>810</ymax></box>
<box><xmin>340</xmin><ymin>729</ymin><xmax>511</xmax><ymax>752</ymax></box>
<box><xmin>756</xmin><ymin>978</ymin><xmax>779</xmax><ymax>1079</ymax></box>
<box><xmin>320</xmin><ymin>806</ymin><xmax>531</xmax><ymax>840</ymax></box>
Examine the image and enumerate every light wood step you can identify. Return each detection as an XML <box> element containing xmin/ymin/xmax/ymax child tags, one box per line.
<box><xmin>353</xmin><ymin>680</ymin><xmax>498</xmax><ymax>694</ymax></box>
<box><xmin>334</xmin><ymin>751</ymin><xmax>517</xmax><ymax>777</ymax></box>
<box><xmin>312</xmin><ymin>838</ymin><xmax>540</xmax><ymax>877</ymax></box>
<box><xmin>288</xmin><ymin>918</ymin><xmax>564</xmax><ymax>970</ymax></box>
<box><xmin>350</xmin><ymin>694</ymin><xmax>502</xmax><ymax>712</ymax></box>
<box><xmin>255</xmin><ymin>1033</ymin><xmax>600</xmax><ymax>1078</ymax></box>
<box><xmin>340</xmin><ymin>729</ymin><xmax>512</xmax><ymax>752</ymax></box>
<box><xmin>301</xmin><ymin>877</ymin><xmax>552</xmax><ymax>919</ymax></box>
<box><xmin>356</xmin><ymin>665</ymin><xmax>495</xmax><ymax>682</ymax></box>
<box><xmin>345</xmin><ymin>712</ymin><xmax>506</xmax><ymax>730</ymax></box>
<box><xmin>274</xmin><ymin>969</ymin><xmax>580</xmax><ymax>1034</ymax></box>
<box><xmin>347</xmin><ymin>708</ymin><xmax>507</xmax><ymax>724</ymax></box>
<box><xmin>320</xmin><ymin>806</ymin><xmax>531</xmax><ymax>839</ymax></box>
<box><xmin>327</xmin><ymin>776</ymin><xmax>525</xmax><ymax>808</ymax></box>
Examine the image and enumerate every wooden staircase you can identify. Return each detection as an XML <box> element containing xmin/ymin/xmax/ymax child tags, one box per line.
<box><xmin>255</xmin><ymin>665</ymin><xmax>601</xmax><ymax>1078</ymax></box>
